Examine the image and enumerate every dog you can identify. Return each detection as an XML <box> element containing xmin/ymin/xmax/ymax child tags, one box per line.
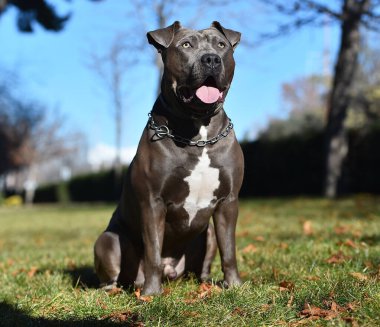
<box><xmin>94</xmin><ymin>21</ymin><xmax>243</xmax><ymax>295</ymax></box>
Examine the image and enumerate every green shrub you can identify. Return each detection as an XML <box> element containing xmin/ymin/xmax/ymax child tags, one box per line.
<box><xmin>34</xmin><ymin>167</ymin><xmax>127</xmax><ymax>203</ymax></box>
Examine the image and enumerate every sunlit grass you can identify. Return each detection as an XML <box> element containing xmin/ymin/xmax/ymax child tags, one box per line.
<box><xmin>0</xmin><ymin>196</ymin><xmax>379</xmax><ymax>326</ymax></box>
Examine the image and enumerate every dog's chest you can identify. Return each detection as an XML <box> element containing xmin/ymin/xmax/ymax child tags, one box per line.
<box><xmin>183</xmin><ymin>127</ymin><xmax>220</xmax><ymax>225</ymax></box>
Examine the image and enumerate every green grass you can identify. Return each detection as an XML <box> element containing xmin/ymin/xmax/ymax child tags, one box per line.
<box><xmin>0</xmin><ymin>196</ymin><xmax>380</xmax><ymax>326</ymax></box>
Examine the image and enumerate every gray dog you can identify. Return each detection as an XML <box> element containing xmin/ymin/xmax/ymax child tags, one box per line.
<box><xmin>94</xmin><ymin>21</ymin><xmax>243</xmax><ymax>295</ymax></box>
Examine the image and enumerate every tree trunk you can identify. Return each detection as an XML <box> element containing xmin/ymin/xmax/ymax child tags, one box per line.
<box><xmin>324</xmin><ymin>0</ymin><xmax>370</xmax><ymax>198</ymax></box>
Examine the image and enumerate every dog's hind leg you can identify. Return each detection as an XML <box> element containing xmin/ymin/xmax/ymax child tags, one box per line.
<box><xmin>94</xmin><ymin>231</ymin><xmax>121</xmax><ymax>290</ymax></box>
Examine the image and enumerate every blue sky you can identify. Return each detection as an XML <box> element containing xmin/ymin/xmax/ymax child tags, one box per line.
<box><xmin>0</xmin><ymin>0</ymin><xmax>339</xmax><ymax>165</ymax></box>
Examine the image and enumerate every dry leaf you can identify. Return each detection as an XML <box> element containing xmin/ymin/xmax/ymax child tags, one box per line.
<box><xmin>232</xmin><ymin>307</ymin><xmax>247</xmax><ymax>317</ymax></box>
<box><xmin>198</xmin><ymin>282</ymin><xmax>221</xmax><ymax>299</ymax></box>
<box><xmin>342</xmin><ymin>316</ymin><xmax>358</xmax><ymax>327</ymax></box>
<box><xmin>260</xmin><ymin>304</ymin><xmax>271</xmax><ymax>312</ymax></box>
<box><xmin>183</xmin><ymin>311</ymin><xmax>200</xmax><ymax>317</ymax></box>
<box><xmin>66</xmin><ymin>260</ymin><xmax>76</xmax><ymax>270</ymax></box>
<box><xmin>350</xmin><ymin>272</ymin><xmax>368</xmax><ymax>281</ymax></box>
<box><xmin>236</xmin><ymin>231</ymin><xmax>249</xmax><ymax>237</ymax></box>
<box><xmin>134</xmin><ymin>288</ymin><xmax>153</xmax><ymax>302</ymax></box>
<box><xmin>337</xmin><ymin>239</ymin><xmax>357</xmax><ymax>248</ymax></box>
<box><xmin>305</xmin><ymin>275</ymin><xmax>320</xmax><ymax>281</ymax></box>
<box><xmin>325</xmin><ymin>251</ymin><xmax>350</xmax><ymax>264</ymax></box>
<box><xmin>254</xmin><ymin>236</ymin><xmax>265</xmax><ymax>242</ymax></box>
<box><xmin>107</xmin><ymin>287</ymin><xmax>123</xmax><ymax>296</ymax></box>
<box><xmin>346</xmin><ymin>302</ymin><xmax>358</xmax><ymax>311</ymax></box>
<box><xmin>7</xmin><ymin>259</ymin><xmax>15</xmax><ymax>266</ymax></box>
<box><xmin>303</xmin><ymin>221</ymin><xmax>313</xmax><ymax>236</ymax></box>
<box><xmin>364</xmin><ymin>261</ymin><xmax>374</xmax><ymax>269</ymax></box>
<box><xmin>334</xmin><ymin>225</ymin><xmax>349</xmax><ymax>235</ymax></box>
<box><xmin>240</xmin><ymin>271</ymin><xmax>249</xmax><ymax>278</ymax></box>
<box><xmin>279</xmin><ymin>242</ymin><xmax>289</xmax><ymax>249</ymax></box>
<box><xmin>162</xmin><ymin>287</ymin><xmax>171</xmax><ymax>296</ymax></box>
<box><xmin>299</xmin><ymin>303</ymin><xmax>338</xmax><ymax>320</ymax></box>
<box><xmin>242</xmin><ymin>244</ymin><xmax>258</xmax><ymax>254</ymax></box>
<box><xmin>27</xmin><ymin>266</ymin><xmax>38</xmax><ymax>278</ymax></box>
<box><xmin>101</xmin><ymin>310</ymin><xmax>142</xmax><ymax>325</ymax></box>
<box><xmin>279</xmin><ymin>280</ymin><xmax>295</xmax><ymax>292</ymax></box>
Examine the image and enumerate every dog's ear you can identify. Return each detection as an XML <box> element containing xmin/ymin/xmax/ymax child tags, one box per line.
<box><xmin>211</xmin><ymin>21</ymin><xmax>241</xmax><ymax>50</ymax></box>
<box><xmin>147</xmin><ymin>21</ymin><xmax>182</xmax><ymax>53</ymax></box>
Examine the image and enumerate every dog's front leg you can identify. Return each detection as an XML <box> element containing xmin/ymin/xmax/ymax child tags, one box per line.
<box><xmin>141</xmin><ymin>201</ymin><xmax>166</xmax><ymax>295</ymax></box>
<box><xmin>213</xmin><ymin>198</ymin><xmax>242</xmax><ymax>287</ymax></box>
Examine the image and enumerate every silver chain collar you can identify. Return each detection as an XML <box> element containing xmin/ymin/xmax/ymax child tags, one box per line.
<box><xmin>147</xmin><ymin>112</ymin><xmax>234</xmax><ymax>147</ymax></box>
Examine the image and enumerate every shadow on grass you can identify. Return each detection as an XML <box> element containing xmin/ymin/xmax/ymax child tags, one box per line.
<box><xmin>0</xmin><ymin>302</ymin><xmax>137</xmax><ymax>327</ymax></box>
<box><xmin>64</xmin><ymin>266</ymin><xmax>99</xmax><ymax>289</ymax></box>
<box><xmin>360</xmin><ymin>234</ymin><xmax>380</xmax><ymax>245</ymax></box>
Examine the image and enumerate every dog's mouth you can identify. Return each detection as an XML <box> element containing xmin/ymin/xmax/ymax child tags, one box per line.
<box><xmin>178</xmin><ymin>77</ymin><xmax>225</xmax><ymax>105</ymax></box>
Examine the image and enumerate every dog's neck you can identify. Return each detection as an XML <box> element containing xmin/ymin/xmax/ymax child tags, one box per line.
<box><xmin>151</xmin><ymin>95</ymin><xmax>229</xmax><ymax>143</ymax></box>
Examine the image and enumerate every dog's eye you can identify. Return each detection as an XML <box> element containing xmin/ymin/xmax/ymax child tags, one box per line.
<box><xmin>217</xmin><ymin>42</ymin><xmax>226</xmax><ymax>48</ymax></box>
<box><xmin>182</xmin><ymin>42</ymin><xmax>191</xmax><ymax>48</ymax></box>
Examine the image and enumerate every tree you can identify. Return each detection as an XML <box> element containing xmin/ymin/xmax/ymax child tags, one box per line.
<box><xmin>0</xmin><ymin>0</ymin><xmax>101</xmax><ymax>32</ymax></box>
<box><xmin>0</xmin><ymin>83</ymin><xmax>42</xmax><ymax>175</ymax></box>
<box><xmin>258</xmin><ymin>0</ymin><xmax>380</xmax><ymax>198</ymax></box>
<box><xmin>258</xmin><ymin>75</ymin><xmax>328</xmax><ymax>140</ymax></box>
<box><xmin>0</xmin><ymin>77</ymin><xmax>84</xmax><ymax>203</ymax></box>
<box><xmin>88</xmin><ymin>33</ymin><xmax>139</xmax><ymax>176</ymax></box>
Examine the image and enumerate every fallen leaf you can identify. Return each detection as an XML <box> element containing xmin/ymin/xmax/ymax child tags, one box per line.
<box><xmin>364</xmin><ymin>261</ymin><xmax>374</xmax><ymax>269</ymax></box>
<box><xmin>352</xmin><ymin>230</ymin><xmax>362</xmax><ymax>238</ymax></box>
<box><xmin>325</xmin><ymin>251</ymin><xmax>350</xmax><ymax>264</ymax></box>
<box><xmin>346</xmin><ymin>302</ymin><xmax>359</xmax><ymax>311</ymax></box>
<box><xmin>232</xmin><ymin>307</ymin><xmax>247</xmax><ymax>317</ymax></box>
<box><xmin>299</xmin><ymin>303</ymin><xmax>338</xmax><ymax>320</ymax></box>
<box><xmin>334</xmin><ymin>225</ymin><xmax>349</xmax><ymax>235</ymax></box>
<box><xmin>254</xmin><ymin>236</ymin><xmax>265</xmax><ymax>242</ymax></box>
<box><xmin>134</xmin><ymin>288</ymin><xmax>153</xmax><ymax>302</ymax></box>
<box><xmin>303</xmin><ymin>220</ymin><xmax>313</xmax><ymax>236</ymax></box>
<box><xmin>101</xmin><ymin>310</ymin><xmax>142</xmax><ymax>325</ymax></box>
<box><xmin>27</xmin><ymin>266</ymin><xmax>38</xmax><ymax>278</ymax></box>
<box><xmin>279</xmin><ymin>280</ymin><xmax>295</xmax><ymax>292</ymax></box>
<box><xmin>240</xmin><ymin>271</ymin><xmax>249</xmax><ymax>278</ymax></box>
<box><xmin>198</xmin><ymin>282</ymin><xmax>222</xmax><ymax>299</ymax></box>
<box><xmin>66</xmin><ymin>259</ymin><xmax>76</xmax><ymax>270</ymax></box>
<box><xmin>242</xmin><ymin>244</ymin><xmax>258</xmax><ymax>254</ymax></box>
<box><xmin>350</xmin><ymin>272</ymin><xmax>368</xmax><ymax>281</ymax></box>
<box><xmin>342</xmin><ymin>316</ymin><xmax>358</xmax><ymax>327</ymax></box>
<box><xmin>7</xmin><ymin>259</ymin><xmax>15</xmax><ymax>266</ymax></box>
<box><xmin>337</xmin><ymin>239</ymin><xmax>357</xmax><ymax>248</ymax></box>
<box><xmin>107</xmin><ymin>287</ymin><xmax>123</xmax><ymax>296</ymax></box>
<box><xmin>162</xmin><ymin>287</ymin><xmax>171</xmax><ymax>296</ymax></box>
<box><xmin>236</xmin><ymin>231</ymin><xmax>249</xmax><ymax>237</ymax></box>
<box><xmin>279</xmin><ymin>242</ymin><xmax>289</xmax><ymax>249</ymax></box>
<box><xmin>96</xmin><ymin>298</ymin><xmax>108</xmax><ymax>310</ymax></box>
<box><xmin>305</xmin><ymin>275</ymin><xmax>320</xmax><ymax>281</ymax></box>
<box><xmin>260</xmin><ymin>304</ymin><xmax>271</xmax><ymax>312</ymax></box>
<box><xmin>329</xmin><ymin>301</ymin><xmax>347</xmax><ymax>313</ymax></box>
<box><xmin>183</xmin><ymin>311</ymin><xmax>200</xmax><ymax>317</ymax></box>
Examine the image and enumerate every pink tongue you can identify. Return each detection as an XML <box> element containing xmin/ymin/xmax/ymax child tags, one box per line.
<box><xmin>195</xmin><ymin>86</ymin><xmax>222</xmax><ymax>104</ymax></box>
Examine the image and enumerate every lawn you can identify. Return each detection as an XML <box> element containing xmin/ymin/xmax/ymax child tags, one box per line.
<box><xmin>0</xmin><ymin>196</ymin><xmax>379</xmax><ymax>326</ymax></box>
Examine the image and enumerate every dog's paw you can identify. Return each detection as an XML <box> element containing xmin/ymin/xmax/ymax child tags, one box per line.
<box><xmin>141</xmin><ymin>281</ymin><xmax>163</xmax><ymax>296</ymax></box>
<box><xmin>224</xmin><ymin>276</ymin><xmax>242</xmax><ymax>288</ymax></box>
<box><xmin>99</xmin><ymin>281</ymin><xmax>118</xmax><ymax>291</ymax></box>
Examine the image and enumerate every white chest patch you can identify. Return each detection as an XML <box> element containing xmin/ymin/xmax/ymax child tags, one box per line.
<box><xmin>183</xmin><ymin>126</ymin><xmax>220</xmax><ymax>226</ymax></box>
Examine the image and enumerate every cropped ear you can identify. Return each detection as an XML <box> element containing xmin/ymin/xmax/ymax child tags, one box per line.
<box><xmin>147</xmin><ymin>21</ymin><xmax>182</xmax><ymax>53</ymax></box>
<box><xmin>211</xmin><ymin>21</ymin><xmax>241</xmax><ymax>50</ymax></box>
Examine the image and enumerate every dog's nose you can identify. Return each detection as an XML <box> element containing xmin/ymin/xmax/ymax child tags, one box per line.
<box><xmin>201</xmin><ymin>54</ymin><xmax>221</xmax><ymax>69</ymax></box>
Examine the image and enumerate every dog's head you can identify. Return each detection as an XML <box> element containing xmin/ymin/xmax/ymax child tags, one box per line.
<box><xmin>147</xmin><ymin>21</ymin><xmax>241</xmax><ymax>117</ymax></box>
